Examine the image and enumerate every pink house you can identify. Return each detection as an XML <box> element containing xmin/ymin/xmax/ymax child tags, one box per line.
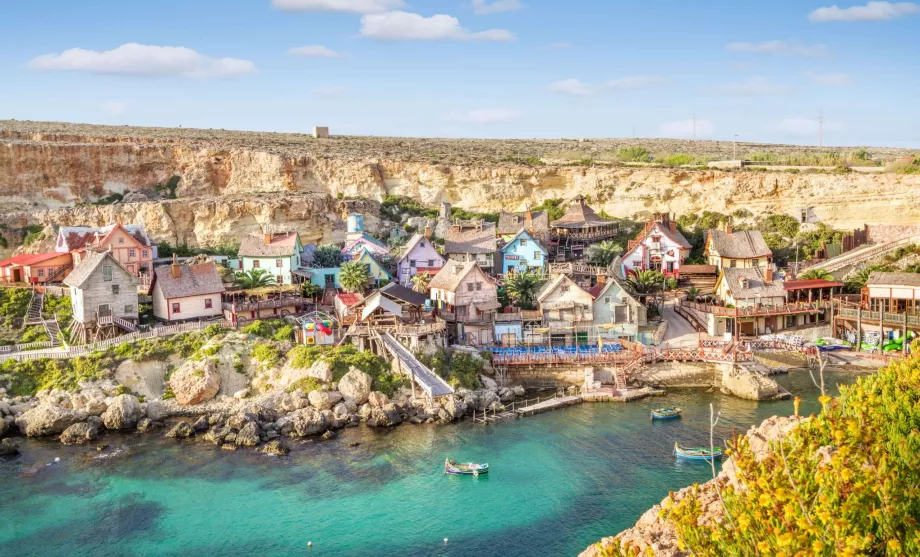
<box><xmin>622</xmin><ymin>214</ymin><xmax>691</xmax><ymax>278</ymax></box>
<box><xmin>397</xmin><ymin>233</ymin><xmax>445</xmax><ymax>286</ymax></box>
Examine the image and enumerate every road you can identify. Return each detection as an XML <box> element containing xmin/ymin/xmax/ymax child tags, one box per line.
<box><xmin>660</xmin><ymin>301</ymin><xmax>700</xmax><ymax>348</ymax></box>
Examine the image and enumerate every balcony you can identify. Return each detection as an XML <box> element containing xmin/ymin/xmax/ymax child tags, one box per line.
<box><xmin>222</xmin><ymin>297</ymin><xmax>311</xmax><ymax>313</ymax></box>
<box><xmin>439</xmin><ymin>310</ymin><xmax>496</xmax><ymax>324</ymax></box>
<box><xmin>836</xmin><ymin>307</ymin><xmax>920</xmax><ymax>328</ymax></box>
<box><xmin>680</xmin><ymin>299</ymin><xmax>826</xmax><ymax>318</ymax></box>
<box><xmin>551</xmin><ymin>228</ymin><xmax>618</xmax><ymax>241</ymax></box>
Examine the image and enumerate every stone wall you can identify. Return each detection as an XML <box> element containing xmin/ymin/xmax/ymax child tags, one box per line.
<box><xmin>631</xmin><ymin>361</ymin><xmax>721</xmax><ymax>388</ymax></box>
<box><xmin>867</xmin><ymin>224</ymin><xmax>920</xmax><ymax>244</ymax></box>
<box><xmin>505</xmin><ymin>364</ymin><xmax>590</xmax><ymax>387</ymax></box>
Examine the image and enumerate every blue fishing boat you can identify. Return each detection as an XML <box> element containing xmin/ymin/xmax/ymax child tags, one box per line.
<box><xmin>674</xmin><ymin>442</ymin><xmax>722</xmax><ymax>461</ymax></box>
<box><xmin>444</xmin><ymin>458</ymin><xmax>489</xmax><ymax>476</ymax></box>
<box><xmin>651</xmin><ymin>407</ymin><xmax>682</xmax><ymax>420</ymax></box>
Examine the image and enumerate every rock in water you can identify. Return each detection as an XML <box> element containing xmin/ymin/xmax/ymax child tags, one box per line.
<box><xmin>258</xmin><ymin>440</ymin><xmax>290</xmax><ymax>456</ymax></box>
<box><xmin>15</xmin><ymin>404</ymin><xmax>87</xmax><ymax>437</ymax></box>
<box><xmin>307</xmin><ymin>390</ymin><xmax>342</xmax><ymax>411</ymax></box>
<box><xmin>192</xmin><ymin>416</ymin><xmax>210</xmax><ymax>432</ymax></box>
<box><xmin>102</xmin><ymin>395</ymin><xmax>143</xmax><ymax>430</ymax></box>
<box><xmin>205</xmin><ymin>426</ymin><xmax>232</xmax><ymax>444</ymax></box>
<box><xmin>338</xmin><ymin>368</ymin><xmax>373</xmax><ymax>404</ymax></box>
<box><xmin>0</xmin><ymin>417</ymin><xmax>8</xmax><ymax>438</ymax></box>
<box><xmin>289</xmin><ymin>408</ymin><xmax>329</xmax><ymax>437</ymax></box>
<box><xmin>366</xmin><ymin>404</ymin><xmax>403</xmax><ymax>427</ymax></box>
<box><xmin>367</xmin><ymin>391</ymin><xmax>389</xmax><ymax>408</ymax></box>
<box><xmin>0</xmin><ymin>438</ymin><xmax>19</xmax><ymax>457</ymax></box>
<box><xmin>60</xmin><ymin>422</ymin><xmax>99</xmax><ymax>445</ymax></box>
<box><xmin>169</xmin><ymin>360</ymin><xmax>221</xmax><ymax>405</ymax></box>
<box><xmin>235</xmin><ymin>422</ymin><xmax>260</xmax><ymax>446</ymax></box>
<box><xmin>136</xmin><ymin>418</ymin><xmax>157</xmax><ymax>432</ymax></box>
<box><xmin>166</xmin><ymin>422</ymin><xmax>195</xmax><ymax>439</ymax></box>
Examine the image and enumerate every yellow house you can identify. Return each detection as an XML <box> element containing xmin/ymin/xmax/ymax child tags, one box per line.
<box><xmin>705</xmin><ymin>228</ymin><xmax>772</xmax><ymax>272</ymax></box>
<box><xmin>354</xmin><ymin>248</ymin><xmax>393</xmax><ymax>287</ymax></box>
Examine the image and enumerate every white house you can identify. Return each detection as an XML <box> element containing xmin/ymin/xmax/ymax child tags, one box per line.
<box><xmin>622</xmin><ymin>214</ymin><xmax>691</xmax><ymax>278</ymax></box>
<box><xmin>63</xmin><ymin>250</ymin><xmax>139</xmax><ymax>343</ymax></box>
<box><xmin>238</xmin><ymin>231</ymin><xmax>304</xmax><ymax>286</ymax></box>
<box><xmin>397</xmin><ymin>233</ymin><xmax>445</xmax><ymax>285</ymax></box>
<box><xmin>150</xmin><ymin>260</ymin><xmax>226</xmax><ymax>322</ymax></box>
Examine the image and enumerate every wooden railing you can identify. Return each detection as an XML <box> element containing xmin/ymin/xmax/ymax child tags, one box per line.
<box><xmin>494</xmin><ymin>312</ymin><xmax>523</xmax><ymax>323</ymax></box>
<box><xmin>439</xmin><ymin>310</ymin><xmax>496</xmax><ymax>324</ymax></box>
<box><xmin>222</xmin><ymin>297</ymin><xmax>310</xmax><ymax>313</ymax></box>
<box><xmin>836</xmin><ymin>307</ymin><xmax>920</xmax><ymax>327</ymax></box>
<box><xmin>551</xmin><ymin>228</ymin><xmax>618</xmax><ymax>241</ymax></box>
<box><xmin>680</xmin><ymin>299</ymin><xmax>826</xmax><ymax>318</ymax></box>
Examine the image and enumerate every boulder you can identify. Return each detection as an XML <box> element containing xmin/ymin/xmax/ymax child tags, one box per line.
<box><xmin>233</xmin><ymin>389</ymin><xmax>249</xmax><ymax>400</ymax></box>
<box><xmin>342</xmin><ymin>396</ymin><xmax>358</xmax><ymax>414</ymax></box>
<box><xmin>308</xmin><ymin>390</ymin><xmax>342</xmax><ymax>411</ymax></box>
<box><xmin>102</xmin><ymin>394</ymin><xmax>143</xmax><ymax>430</ymax></box>
<box><xmin>205</xmin><ymin>426</ymin><xmax>232</xmax><ymax>444</ymax></box>
<box><xmin>366</xmin><ymin>404</ymin><xmax>403</xmax><ymax>427</ymax></box>
<box><xmin>512</xmin><ymin>385</ymin><xmax>525</xmax><ymax>397</ymax></box>
<box><xmin>338</xmin><ymin>368</ymin><xmax>373</xmax><ymax>404</ymax></box>
<box><xmin>289</xmin><ymin>408</ymin><xmax>329</xmax><ymax>437</ymax></box>
<box><xmin>498</xmin><ymin>387</ymin><xmax>515</xmax><ymax>402</ymax></box>
<box><xmin>136</xmin><ymin>418</ymin><xmax>157</xmax><ymax>432</ymax></box>
<box><xmin>0</xmin><ymin>438</ymin><xmax>19</xmax><ymax>457</ymax></box>
<box><xmin>15</xmin><ymin>404</ymin><xmax>87</xmax><ymax>437</ymax></box>
<box><xmin>332</xmin><ymin>402</ymin><xmax>351</xmax><ymax>418</ymax></box>
<box><xmin>145</xmin><ymin>400</ymin><xmax>168</xmax><ymax>421</ymax></box>
<box><xmin>358</xmin><ymin>403</ymin><xmax>372</xmax><ymax>421</ymax></box>
<box><xmin>227</xmin><ymin>413</ymin><xmax>257</xmax><ymax>431</ymax></box>
<box><xmin>258</xmin><ymin>440</ymin><xmax>290</xmax><ymax>456</ymax></box>
<box><xmin>192</xmin><ymin>416</ymin><xmax>210</xmax><ymax>432</ymax></box>
<box><xmin>169</xmin><ymin>360</ymin><xmax>221</xmax><ymax>405</ymax></box>
<box><xmin>367</xmin><ymin>391</ymin><xmax>389</xmax><ymax>408</ymax></box>
<box><xmin>69</xmin><ymin>388</ymin><xmax>108</xmax><ymax>415</ymax></box>
<box><xmin>479</xmin><ymin>374</ymin><xmax>498</xmax><ymax>390</ymax></box>
<box><xmin>122</xmin><ymin>191</ymin><xmax>149</xmax><ymax>203</ymax></box>
<box><xmin>0</xmin><ymin>417</ymin><xmax>8</xmax><ymax>438</ymax></box>
<box><xmin>235</xmin><ymin>422</ymin><xmax>261</xmax><ymax>446</ymax></box>
<box><xmin>441</xmin><ymin>397</ymin><xmax>467</xmax><ymax>421</ymax></box>
<box><xmin>307</xmin><ymin>360</ymin><xmax>334</xmax><ymax>383</ymax></box>
<box><xmin>0</xmin><ymin>401</ymin><xmax>11</xmax><ymax>417</ymax></box>
<box><xmin>60</xmin><ymin>422</ymin><xmax>99</xmax><ymax>445</ymax></box>
<box><xmin>166</xmin><ymin>422</ymin><xmax>195</xmax><ymax>439</ymax></box>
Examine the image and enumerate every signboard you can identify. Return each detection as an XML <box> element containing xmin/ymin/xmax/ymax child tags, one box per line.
<box><xmin>505</xmin><ymin>255</ymin><xmax>520</xmax><ymax>260</ymax></box>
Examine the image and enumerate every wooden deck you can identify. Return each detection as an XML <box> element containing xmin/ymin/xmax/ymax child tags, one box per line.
<box><xmin>515</xmin><ymin>395</ymin><xmax>583</xmax><ymax>416</ymax></box>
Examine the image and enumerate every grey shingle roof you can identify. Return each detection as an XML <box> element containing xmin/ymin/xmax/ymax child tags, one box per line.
<box><xmin>238</xmin><ymin>232</ymin><xmax>299</xmax><ymax>258</ymax></box>
<box><xmin>551</xmin><ymin>196</ymin><xmax>616</xmax><ymax>229</ymax></box>
<box><xmin>867</xmin><ymin>272</ymin><xmax>920</xmax><ymax>287</ymax></box>
<box><xmin>380</xmin><ymin>282</ymin><xmax>428</xmax><ymax>305</ymax></box>
<box><xmin>154</xmin><ymin>262</ymin><xmax>226</xmax><ymax>300</ymax></box>
<box><xmin>445</xmin><ymin>222</ymin><xmax>497</xmax><ymax>255</ymax></box>
<box><xmin>708</xmin><ymin>230</ymin><xmax>772</xmax><ymax>259</ymax></box>
<box><xmin>497</xmin><ymin>210</ymin><xmax>549</xmax><ymax>235</ymax></box>
<box><xmin>429</xmin><ymin>260</ymin><xmax>482</xmax><ymax>292</ymax></box>
<box><xmin>63</xmin><ymin>251</ymin><xmax>137</xmax><ymax>289</ymax></box>
<box><xmin>720</xmin><ymin>267</ymin><xmax>785</xmax><ymax>300</ymax></box>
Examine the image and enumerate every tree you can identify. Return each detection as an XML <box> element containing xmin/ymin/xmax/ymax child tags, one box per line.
<box><xmin>586</xmin><ymin>240</ymin><xmax>624</xmax><ymax>268</ymax></box>
<box><xmin>686</xmin><ymin>286</ymin><xmax>702</xmax><ymax>300</ymax></box>
<box><xmin>339</xmin><ymin>261</ymin><xmax>369</xmax><ymax>293</ymax></box>
<box><xmin>798</xmin><ymin>269</ymin><xmax>834</xmax><ymax>281</ymax></box>
<box><xmin>628</xmin><ymin>270</ymin><xmax>665</xmax><ymax>295</ymax></box>
<box><xmin>233</xmin><ymin>269</ymin><xmax>276</xmax><ymax>289</ymax></box>
<box><xmin>411</xmin><ymin>273</ymin><xmax>431</xmax><ymax>294</ymax></box>
<box><xmin>301</xmin><ymin>282</ymin><xmax>322</xmax><ymax>300</ymax></box>
<box><xmin>504</xmin><ymin>273</ymin><xmax>545</xmax><ymax>309</ymax></box>
<box><xmin>312</xmin><ymin>244</ymin><xmax>343</xmax><ymax>268</ymax></box>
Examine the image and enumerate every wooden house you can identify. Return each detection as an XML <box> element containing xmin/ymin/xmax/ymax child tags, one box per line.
<box><xmin>705</xmin><ymin>228</ymin><xmax>773</xmax><ymax>272</ymax></box>
<box><xmin>537</xmin><ymin>274</ymin><xmax>595</xmax><ymax>345</ymax></box>
<box><xmin>57</xmin><ymin>224</ymin><xmax>156</xmax><ymax>279</ymax></box>
<box><xmin>0</xmin><ymin>252</ymin><xmax>73</xmax><ymax>284</ymax></box>
<box><xmin>549</xmin><ymin>196</ymin><xmax>618</xmax><ymax>261</ymax></box>
<box><xmin>396</xmin><ymin>233</ymin><xmax>445</xmax><ymax>286</ymax></box>
<box><xmin>445</xmin><ymin>220</ymin><xmax>497</xmax><ymax>274</ymax></box>
<box><xmin>238</xmin><ymin>231</ymin><xmax>304</xmax><ymax>286</ymax></box>
<box><xmin>64</xmin><ymin>250</ymin><xmax>139</xmax><ymax>343</ymax></box>
<box><xmin>497</xmin><ymin>209</ymin><xmax>549</xmax><ymax>242</ymax></box>
<box><xmin>429</xmin><ymin>260</ymin><xmax>500</xmax><ymax>345</ymax></box>
<box><xmin>500</xmin><ymin>228</ymin><xmax>548</xmax><ymax>276</ymax></box>
<box><xmin>150</xmin><ymin>260</ymin><xmax>226</xmax><ymax>322</ymax></box>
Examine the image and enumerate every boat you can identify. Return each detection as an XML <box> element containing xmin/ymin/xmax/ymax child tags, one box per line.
<box><xmin>674</xmin><ymin>442</ymin><xmax>723</xmax><ymax>461</ymax></box>
<box><xmin>444</xmin><ymin>458</ymin><xmax>489</xmax><ymax>476</ymax></box>
<box><xmin>651</xmin><ymin>407</ymin><xmax>682</xmax><ymax>420</ymax></box>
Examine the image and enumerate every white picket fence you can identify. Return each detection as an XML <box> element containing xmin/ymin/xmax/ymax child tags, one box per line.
<box><xmin>0</xmin><ymin>319</ymin><xmax>235</xmax><ymax>363</ymax></box>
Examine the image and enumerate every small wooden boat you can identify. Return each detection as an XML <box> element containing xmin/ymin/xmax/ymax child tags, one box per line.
<box><xmin>674</xmin><ymin>442</ymin><xmax>723</xmax><ymax>461</ymax></box>
<box><xmin>651</xmin><ymin>407</ymin><xmax>682</xmax><ymax>420</ymax></box>
<box><xmin>444</xmin><ymin>458</ymin><xmax>489</xmax><ymax>476</ymax></box>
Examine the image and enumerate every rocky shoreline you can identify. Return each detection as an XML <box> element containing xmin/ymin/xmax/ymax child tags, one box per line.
<box><xmin>0</xmin><ymin>366</ymin><xmax>527</xmax><ymax>457</ymax></box>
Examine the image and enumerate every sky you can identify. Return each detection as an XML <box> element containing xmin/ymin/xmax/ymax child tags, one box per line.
<box><xmin>1</xmin><ymin>0</ymin><xmax>919</xmax><ymax>146</ymax></box>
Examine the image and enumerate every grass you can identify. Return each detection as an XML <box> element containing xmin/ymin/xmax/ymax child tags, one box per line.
<box><xmin>1</xmin><ymin>352</ymin><xmax>113</xmax><ymax>396</ymax></box>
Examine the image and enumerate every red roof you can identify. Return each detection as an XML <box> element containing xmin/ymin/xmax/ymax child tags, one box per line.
<box><xmin>335</xmin><ymin>293</ymin><xmax>364</xmax><ymax>307</ymax></box>
<box><xmin>0</xmin><ymin>252</ymin><xmax>68</xmax><ymax>268</ymax></box>
<box><xmin>784</xmin><ymin>279</ymin><xmax>844</xmax><ymax>291</ymax></box>
<box><xmin>587</xmin><ymin>284</ymin><xmax>604</xmax><ymax>299</ymax></box>
<box><xmin>415</xmin><ymin>267</ymin><xmax>442</xmax><ymax>276</ymax></box>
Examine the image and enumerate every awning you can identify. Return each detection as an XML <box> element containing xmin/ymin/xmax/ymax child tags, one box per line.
<box><xmin>292</xmin><ymin>269</ymin><xmax>313</xmax><ymax>278</ymax></box>
<box><xmin>361</xmin><ymin>292</ymin><xmax>403</xmax><ymax>321</ymax></box>
<box><xmin>474</xmin><ymin>300</ymin><xmax>501</xmax><ymax>311</ymax></box>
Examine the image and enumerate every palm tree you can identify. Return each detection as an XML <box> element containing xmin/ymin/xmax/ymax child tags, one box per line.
<box><xmin>586</xmin><ymin>241</ymin><xmax>623</xmax><ymax>268</ymax></box>
<box><xmin>798</xmin><ymin>269</ymin><xmax>834</xmax><ymax>281</ymax></box>
<box><xmin>685</xmin><ymin>286</ymin><xmax>702</xmax><ymax>300</ymax></box>
<box><xmin>233</xmin><ymin>269</ymin><xmax>276</xmax><ymax>289</ymax></box>
<box><xmin>505</xmin><ymin>273</ymin><xmax>545</xmax><ymax>309</ymax></box>
<box><xmin>628</xmin><ymin>270</ymin><xmax>665</xmax><ymax>295</ymax></box>
<box><xmin>339</xmin><ymin>261</ymin><xmax>369</xmax><ymax>293</ymax></box>
<box><xmin>411</xmin><ymin>273</ymin><xmax>431</xmax><ymax>294</ymax></box>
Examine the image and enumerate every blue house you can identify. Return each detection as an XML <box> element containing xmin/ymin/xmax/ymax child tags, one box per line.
<box><xmin>500</xmin><ymin>228</ymin><xmax>548</xmax><ymax>275</ymax></box>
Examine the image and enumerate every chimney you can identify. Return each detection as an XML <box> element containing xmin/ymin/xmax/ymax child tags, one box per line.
<box><xmin>108</xmin><ymin>243</ymin><xmax>113</xmax><ymax>253</ymax></box>
<box><xmin>596</xmin><ymin>274</ymin><xmax>606</xmax><ymax>285</ymax></box>
<box><xmin>725</xmin><ymin>221</ymin><xmax>733</xmax><ymax>235</ymax></box>
<box><xmin>264</xmin><ymin>233</ymin><xmax>272</xmax><ymax>245</ymax></box>
<box><xmin>669</xmin><ymin>221</ymin><xmax>677</xmax><ymax>233</ymax></box>
<box><xmin>171</xmin><ymin>254</ymin><xmax>181</xmax><ymax>278</ymax></box>
<box><xmin>764</xmin><ymin>268</ymin><xmax>774</xmax><ymax>282</ymax></box>
<box><xmin>424</xmin><ymin>224</ymin><xmax>432</xmax><ymax>240</ymax></box>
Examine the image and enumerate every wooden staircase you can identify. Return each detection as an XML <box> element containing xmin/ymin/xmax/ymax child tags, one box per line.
<box><xmin>43</xmin><ymin>318</ymin><xmax>63</xmax><ymax>347</ymax></box>
<box><xmin>24</xmin><ymin>292</ymin><xmax>44</xmax><ymax>325</ymax></box>
<box><xmin>45</xmin><ymin>261</ymin><xmax>73</xmax><ymax>283</ymax></box>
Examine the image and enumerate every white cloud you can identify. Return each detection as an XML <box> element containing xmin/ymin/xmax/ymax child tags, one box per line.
<box><xmin>718</xmin><ymin>76</ymin><xmax>791</xmax><ymax>97</ymax></box>
<box><xmin>725</xmin><ymin>40</ymin><xmax>828</xmax><ymax>56</ymax></box>
<box><xmin>603</xmin><ymin>75</ymin><xmax>670</xmax><ymax>90</ymax></box>
<box><xmin>547</xmin><ymin>78</ymin><xmax>593</xmax><ymax>96</ymax></box>
<box><xmin>777</xmin><ymin>117</ymin><xmax>844</xmax><ymax>137</ymax></box>
<box><xmin>102</xmin><ymin>101</ymin><xmax>127</xmax><ymax>116</ymax></box>
<box><xmin>313</xmin><ymin>85</ymin><xmax>347</xmax><ymax>98</ymax></box>
<box><xmin>360</xmin><ymin>11</ymin><xmax>514</xmax><ymax>41</ymax></box>
<box><xmin>808</xmin><ymin>1</ymin><xmax>920</xmax><ymax>22</ymax></box>
<box><xmin>28</xmin><ymin>43</ymin><xmax>256</xmax><ymax>79</ymax></box>
<box><xmin>447</xmin><ymin>108</ymin><xmax>521</xmax><ymax>123</ymax></box>
<box><xmin>546</xmin><ymin>41</ymin><xmax>572</xmax><ymax>49</ymax></box>
<box><xmin>660</xmin><ymin>119</ymin><xmax>714</xmax><ymax>138</ymax></box>
<box><xmin>471</xmin><ymin>0</ymin><xmax>523</xmax><ymax>15</ymax></box>
<box><xmin>288</xmin><ymin>45</ymin><xmax>344</xmax><ymax>57</ymax></box>
<box><xmin>804</xmin><ymin>71</ymin><xmax>853</xmax><ymax>85</ymax></box>
<box><xmin>272</xmin><ymin>0</ymin><xmax>404</xmax><ymax>14</ymax></box>
<box><xmin>548</xmin><ymin>75</ymin><xmax>669</xmax><ymax>96</ymax></box>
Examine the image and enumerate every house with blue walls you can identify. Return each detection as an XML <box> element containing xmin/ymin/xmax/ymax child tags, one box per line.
<box><xmin>238</xmin><ymin>231</ymin><xmax>304</xmax><ymax>285</ymax></box>
<box><xmin>500</xmin><ymin>228</ymin><xmax>548</xmax><ymax>275</ymax></box>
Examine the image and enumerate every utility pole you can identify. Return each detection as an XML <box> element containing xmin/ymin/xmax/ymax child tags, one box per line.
<box><xmin>818</xmin><ymin>110</ymin><xmax>824</xmax><ymax>148</ymax></box>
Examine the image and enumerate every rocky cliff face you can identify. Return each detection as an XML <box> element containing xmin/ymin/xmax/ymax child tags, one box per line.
<box><xmin>3</xmin><ymin>126</ymin><xmax>920</xmax><ymax>253</ymax></box>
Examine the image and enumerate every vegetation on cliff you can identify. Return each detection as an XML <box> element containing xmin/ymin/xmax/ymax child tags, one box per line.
<box><xmin>601</xmin><ymin>350</ymin><xmax>920</xmax><ymax>556</ymax></box>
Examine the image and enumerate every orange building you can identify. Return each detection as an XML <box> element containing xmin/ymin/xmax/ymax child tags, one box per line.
<box><xmin>0</xmin><ymin>252</ymin><xmax>74</xmax><ymax>284</ymax></box>
<box><xmin>56</xmin><ymin>223</ymin><xmax>156</xmax><ymax>278</ymax></box>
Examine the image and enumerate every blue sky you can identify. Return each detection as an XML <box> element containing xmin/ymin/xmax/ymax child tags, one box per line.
<box><xmin>2</xmin><ymin>0</ymin><xmax>918</xmax><ymax>146</ymax></box>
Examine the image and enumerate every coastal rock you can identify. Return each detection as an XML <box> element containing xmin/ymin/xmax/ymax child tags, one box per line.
<box><xmin>145</xmin><ymin>400</ymin><xmax>168</xmax><ymax>421</ymax></box>
<box><xmin>0</xmin><ymin>438</ymin><xmax>19</xmax><ymax>457</ymax></box>
<box><xmin>227</xmin><ymin>413</ymin><xmax>257</xmax><ymax>431</ymax></box>
<box><xmin>479</xmin><ymin>374</ymin><xmax>498</xmax><ymax>390</ymax></box>
<box><xmin>169</xmin><ymin>360</ymin><xmax>221</xmax><ymax>406</ymax></box>
<box><xmin>192</xmin><ymin>416</ymin><xmax>210</xmax><ymax>432</ymax></box>
<box><xmin>69</xmin><ymin>388</ymin><xmax>108</xmax><ymax>415</ymax></box>
<box><xmin>358</xmin><ymin>403</ymin><xmax>372</xmax><ymax>420</ymax></box>
<box><xmin>338</xmin><ymin>368</ymin><xmax>373</xmax><ymax>404</ymax></box>
<box><xmin>136</xmin><ymin>418</ymin><xmax>157</xmax><ymax>432</ymax></box>
<box><xmin>307</xmin><ymin>360</ymin><xmax>333</xmax><ymax>383</ymax></box>
<box><xmin>205</xmin><ymin>426</ymin><xmax>232</xmax><ymax>444</ymax></box>
<box><xmin>235</xmin><ymin>422</ymin><xmax>261</xmax><ymax>446</ymax></box>
<box><xmin>278</xmin><ymin>391</ymin><xmax>310</xmax><ymax>413</ymax></box>
<box><xmin>332</xmin><ymin>402</ymin><xmax>351</xmax><ymax>419</ymax></box>
<box><xmin>0</xmin><ymin>401</ymin><xmax>11</xmax><ymax>417</ymax></box>
<box><xmin>367</xmin><ymin>391</ymin><xmax>389</xmax><ymax>408</ymax></box>
<box><xmin>512</xmin><ymin>385</ymin><xmax>525</xmax><ymax>397</ymax></box>
<box><xmin>0</xmin><ymin>416</ymin><xmax>8</xmax><ymax>438</ymax></box>
<box><xmin>341</xmin><ymin>396</ymin><xmax>358</xmax><ymax>414</ymax></box>
<box><xmin>102</xmin><ymin>395</ymin><xmax>142</xmax><ymax>430</ymax></box>
<box><xmin>15</xmin><ymin>404</ymin><xmax>87</xmax><ymax>437</ymax></box>
<box><xmin>441</xmin><ymin>397</ymin><xmax>467</xmax><ymax>421</ymax></box>
<box><xmin>308</xmin><ymin>390</ymin><xmax>342</xmax><ymax>411</ymax></box>
<box><xmin>259</xmin><ymin>440</ymin><xmax>290</xmax><ymax>456</ymax></box>
<box><xmin>289</xmin><ymin>408</ymin><xmax>329</xmax><ymax>437</ymax></box>
<box><xmin>166</xmin><ymin>422</ymin><xmax>195</xmax><ymax>439</ymax></box>
<box><xmin>498</xmin><ymin>387</ymin><xmax>514</xmax><ymax>403</ymax></box>
<box><xmin>60</xmin><ymin>422</ymin><xmax>99</xmax><ymax>445</ymax></box>
<box><xmin>366</xmin><ymin>404</ymin><xmax>402</xmax><ymax>428</ymax></box>
<box><xmin>233</xmin><ymin>389</ymin><xmax>249</xmax><ymax>400</ymax></box>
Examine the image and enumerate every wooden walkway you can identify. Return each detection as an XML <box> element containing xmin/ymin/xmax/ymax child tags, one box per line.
<box><xmin>515</xmin><ymin>395</ymin><xmax>583</xmax><ymax>416</ymax></box>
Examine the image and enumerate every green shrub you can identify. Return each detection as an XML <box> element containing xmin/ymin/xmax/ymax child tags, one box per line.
<box><xmin>162</xmin><ymin>386</ymin><xmax>176</xmax><ymax>400</ymax></box>
<box><xmin>201</xmin><ymin>345</ymin><xmax>220</xmax><ymax>357</ymax></box>
<box><xmin>242</xmin><ymin>320</ymin><xmax>273</xmax><ymax>338</ymax></box>
<box><xmin>616</xmin><ymin>146</ymin><xmax>651</xmax><ymax>162</ymax></box>
<box><xmin>204</xmin><ymin>323</ymin><xmax>224</xmax><ymax>338</ymax></box>
<box><xmin>0</xmin><ymin>288</ymin><xmax>32</xmax><ymax>326</ymax></box>
<box><xmin>20</xmin><ymin>325</ymin><xmax>49</xmax><ymax>344</ymax></box>
<box><xmin>252</xmin><ymin>343</ymin><xmax>281</xmax><ymax>367</ymax></box>
<box><xmin>2</xmin><ymin>353</ymin><xmax>112</xmax><ymax>396</ymax></box>
<box><xmin>272</xmin><ymin>325</ymin><xmax>294</xmax><ymax>342</ymax></box>
<box><xmin>373</xmin><ymin>373</ymin><xmax>410</xmax><ymax>397</ymax></box>
<box><xmin>287</xmin><ymin>344</ymin><xmax>390</xmax><ymax>383</ymax></box>
<box><xmin>287</xmin><ymin>376</ymin><xmax>323</xmax><ymax>393</ymax></box>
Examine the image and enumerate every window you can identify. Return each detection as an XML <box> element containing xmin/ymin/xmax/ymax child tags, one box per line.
<box><xmin>420</xmin><ymin>241</ymin><xmax>426</xmax><ymax>247</ymax></box>
<box><xmin>142</xmin><ymin>250</ymin><xmax>148</xmax><ymax>258</ymax></box>
<box><xmin>520</xmin><ymin>239</ymin><xmax>527</xmax><ymax>246</ymax></box>
<box><xmin>753</xmin><ymin>259</ymin><xmax>761</xmax><ymax>267</ymax></box>
<box><xmin>38</xmin><ymin>269</ymin><xmax>45</xmax><ymax>277</ymax></box>
<box><xmin>729</xmin><ymin>260</ymin><xmax>737</xmax><ymax>268</ymax></box>
<box><xmin>604</xmin><ymin>297</ymin><xmax>611</xmax><ymax>304</ymax></box>
<box><xmin>277</xmin><ymin>275</ymin><xmax>284</xmax><ymax>284</ymax></box>
<box><xmin>428</xmin><ymin>259</ymin><xmax>434</xmax><ymax>266</ymax></box>
<box><xmin>111</xmin><ymin>284</ymin><xmax>120</xmax><ymax>295</ymax></box>
<box><xmin>409</xmin><ymin>259</ymin><xmax>416</xmax><ymax>267</ymax></box>
<box><xmin>276</xmin><ymin>259</ymin><xmax>283</xmax><ymax>268</ymax></box>
<box><xmin>118</xmin><ymin>237</ymin><xmax>124</xmax><ymax>244</ymax></box>
<box><xmin>562</xmin><ymin>284</ymin><xmax>570</xmax><ymax>293</ymax></box>
<box><xmin>467</xmin><ymin>283</ymin><xmax>474</xmax><ymax>292</ymax></box>
<box><xmin>102</xmin><ymin>265</ymin><xmax>113</xmax><ymax>281</ymax></box>
<box><xmin>253</xmin><ymin>260</ymin><xmax>260</xmax><ymax>268</ymax></box>
<box><xmin>204</xmin><ymin>299</ymin><xmax>213</xmax><ymax>309</ymax></box>
<box><xmin>124</xmin><ymin>304</ymin><xmax>133</xmax><ymax>314</ymax></box>
<box><xmin>476</xmin><ymin>282</ymin><xmax>482</xmax><ymax>291</ymax></box>
<box><xmin>129</xmin><ymin>249</ymin><xmax>136</xmax><ymax>257</ymax></box>
<box><xmin>172</xmin><ymin>302</ymin><xmax>181</xmax><ymax>314</ymax></box>
<box><xmin>534</xmin><ymin>252</ymin><xmax>542</xmax><ymax>260</ymax></box>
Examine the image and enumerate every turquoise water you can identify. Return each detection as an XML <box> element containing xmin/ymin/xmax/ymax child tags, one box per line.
<box><xmin>0</xmin><ymin>369</ymin><xmax>866</xmax><ymax>557</ymax></box>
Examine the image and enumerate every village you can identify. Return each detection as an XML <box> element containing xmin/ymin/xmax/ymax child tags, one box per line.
<box><xmin>0</xmin><ymin>194</ymin><xmax>919</xmax><ymax>451</ymax></box>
